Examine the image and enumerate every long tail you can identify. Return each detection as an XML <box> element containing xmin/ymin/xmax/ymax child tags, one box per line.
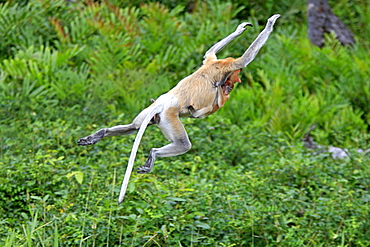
<box><xmin>118</xmin><ymin>104</ymin><xmax>164</xmax><ymax>204</ymax></box>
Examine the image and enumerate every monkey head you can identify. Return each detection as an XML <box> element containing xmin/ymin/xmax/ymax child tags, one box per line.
<box><xmin>222</xmin><ymin>69</ymin><xmax>242</xmax><ymax>95</ymax></box>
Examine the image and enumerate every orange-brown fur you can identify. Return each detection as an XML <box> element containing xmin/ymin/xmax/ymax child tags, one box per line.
<box><xmin>169</xmin><ymin>58</ymin><xmax>241</xmax><ymax>118</ymax></box>
<box><xmin>210</xmin><ymin>68</ymin><xmax>242</xmax><ymax>114</ymax></box>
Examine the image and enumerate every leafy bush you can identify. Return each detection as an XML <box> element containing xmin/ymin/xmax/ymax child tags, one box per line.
<box><xmin>222</xmin><ymin>28</ymin><xmax>369</xmax><ymax>136</ymax></box>
<box><xmin>1</xmin><ymin>101</ymin><xmax>369</xmax><ymax>246</ymax></box>
<box><xmin>1</xmin><ymin>0</ymin><xmax>368</xmax><ymax>136</ymax></box>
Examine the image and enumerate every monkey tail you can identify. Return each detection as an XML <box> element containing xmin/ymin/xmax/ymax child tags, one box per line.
<box><xmin>118</xmin><ymin>104</ymin><xmax>164</xmax><ymax>204</ymax></box>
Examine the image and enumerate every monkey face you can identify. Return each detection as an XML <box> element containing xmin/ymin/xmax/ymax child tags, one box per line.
<box><xmin>229</xmin><ymin>69</ymin><xmax>242</xmax><ymax>83</ymax></box>
<box><xmin>222</xmin><ymin>69</ymin><xmax>242</xmax><ymax>95</ymax></box>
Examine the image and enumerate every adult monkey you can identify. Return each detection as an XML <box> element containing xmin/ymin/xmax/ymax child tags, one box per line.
<box><xmin>78</xmin><ymin>14</ymin><xmax>280</xmax><ymax>204</ymax></box>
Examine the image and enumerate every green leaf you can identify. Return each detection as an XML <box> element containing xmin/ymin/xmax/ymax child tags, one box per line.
<box><xmin>74</xmin><ymin>171</ymin><xmax>84</xmax><ymax>184</ymax></box>
<box><xmin>195</xmin><ymin>221</ymin><xmax>211</xmax><ymax>230</ymax></box>
<box><xmin>166</xmin><ymin>197</ymin><xmax>186</xmax><ymax>202</ymax></box>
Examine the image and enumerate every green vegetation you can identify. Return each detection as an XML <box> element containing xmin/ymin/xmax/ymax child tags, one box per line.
<box><xmin>0</xmin><ymin>0</ymin><xmax>369</xmax><ymax>246</ymax></box>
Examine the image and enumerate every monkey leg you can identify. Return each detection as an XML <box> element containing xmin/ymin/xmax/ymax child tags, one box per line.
<box><xmin>77</xmin><ymin>122</ymin><xmax>139</xmax><ymax>146</ymax></box>
<box><xmin>77</xmin><ymin>107</ymin><xmax>156</xmax><ymax>146</ymax></box>
<box><xmin>137</xmin><ymin>108</ymin><xmax>192</xmax><ymax>174</ymax></box>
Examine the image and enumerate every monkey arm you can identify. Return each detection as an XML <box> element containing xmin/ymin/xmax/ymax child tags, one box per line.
<box><xmin>188</xmin><ymin>105</ymin><xmax>214</xmax><ymax>118</ymax></box>
<box><xmin>203</xmin><ymin>22</ymin><xmax>252</xmax><ymax>63</ymax></box>
<box><xmin>231</xmin><ymin>14</ymin><xmax>280</xmax><ymax>70</ymax></box>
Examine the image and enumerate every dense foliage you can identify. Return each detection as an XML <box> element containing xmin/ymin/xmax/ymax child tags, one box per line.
<box><xmin>0</xmin><ymin>0</ymin><xmax>369</xmax><ymax>246</ymax></box>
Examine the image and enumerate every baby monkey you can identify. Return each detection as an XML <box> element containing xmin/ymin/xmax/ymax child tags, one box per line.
<box><xmin>78</xmin><ymin>14</ymin><xmax>280</xmax><ymax>203</ymax></box>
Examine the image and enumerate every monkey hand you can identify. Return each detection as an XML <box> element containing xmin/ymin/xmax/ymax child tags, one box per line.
<box><xmin>188</xmin><ymin>105</ymin><xmax>197</xmax><ymax>118</ymax></box>
<box><xmin>77</xmin><ymin>128</ymin><xmax>106</xmax><ymax>145</ymax></box>
<box><xmin>235</xmin><ymin>22</ymin><xmax>253</xmax><ymax>34</ymax></box>
<box><xmin>149</xmin><ymin>113</ymin><xmax>161</xmax><ymax>125</ymax></box>
<box><xmin>267</xmin><ymin>14</ymin><xmax>281</xmax><ymax>27</ymax></box>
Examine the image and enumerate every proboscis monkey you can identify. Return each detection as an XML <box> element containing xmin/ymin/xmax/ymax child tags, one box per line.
<box><xmin>78</xmin><ymin>14</ymin><xmax>280</xmax><ymax>204</ymax></box>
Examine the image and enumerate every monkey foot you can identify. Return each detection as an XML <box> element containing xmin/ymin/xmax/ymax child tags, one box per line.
<box><xmin>137</xmin><ymin>165</ymin><xmax>152</xmax><ymax>174</ymax></box>
<box><xmin>137</xmin><ymin>155</ymin><xmax>154</xmax><ymax>174</ymax></box>
<box><xmin>77</xmin><ymin>129</ymin><xmax>106</xmax><ymax>145</ymax></box>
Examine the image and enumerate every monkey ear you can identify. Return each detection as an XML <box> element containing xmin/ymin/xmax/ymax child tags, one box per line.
<box><xmin>231</xmin><ymin>14</ymin><xmax>280</xmax><ymax>70</ymax></box>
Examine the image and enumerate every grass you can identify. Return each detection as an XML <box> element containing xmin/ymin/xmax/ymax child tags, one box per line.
<box><xmin>0</xmin><ymin>0</ymin><xmax>369</xmax><ymax>246</ymax></box>
<box><xmin>1</xmin><ymin>101</ymin><xmax>369</xmax><ymax>246</ymax></box>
